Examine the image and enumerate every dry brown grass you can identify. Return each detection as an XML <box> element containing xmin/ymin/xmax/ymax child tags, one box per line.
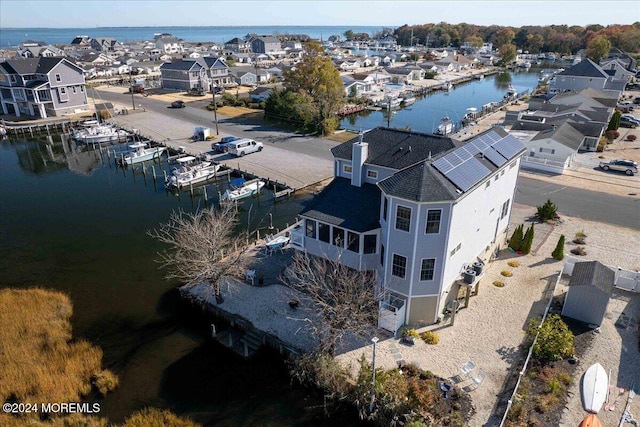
<box><xmin>326</xmin><ymin>130</ymin><xmax>359</xmax><ymax>143</ymax></box>
<box><xmin>0</xmin><ymin>288</ymin><xmax>117</xmax><ymax>423</ymax></box>
<box><xmin>217</xmin><ymin>106</ymin><xmax>264</xmax><ymax>120</ymax></box>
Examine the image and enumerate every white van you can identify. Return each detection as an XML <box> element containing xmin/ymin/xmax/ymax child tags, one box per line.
<box><xmin>228</xmin><ymin>138</ymin><xmax>264</xmax><ymax>156</ymax></box>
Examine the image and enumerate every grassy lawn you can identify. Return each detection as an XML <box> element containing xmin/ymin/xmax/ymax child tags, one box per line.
<box><xmin>217</xmin><ymin>106</ymin><xmax>264</xmax><ymax>122</ymax></box>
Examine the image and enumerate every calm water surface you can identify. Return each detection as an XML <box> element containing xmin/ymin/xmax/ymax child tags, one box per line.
<box><xmin>341</xmin><ymin>69</ymin><xmax>550</xmax><ymax>133</ymax></box>
<box><xmin>0</xmin><ymin>135</ymin><xmax>362</xmax><ymax>426</ymax></box>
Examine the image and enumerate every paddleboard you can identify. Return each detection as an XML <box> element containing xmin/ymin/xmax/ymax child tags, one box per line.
<box><xmin>582</xmin><ymin>363</ymin><xmax>608</xmax><ymax>413</ymax></box>
<box><xmin>579</xmin><ymin>413</ymin><xmax>602</xmax><ymax>427</ymax></box>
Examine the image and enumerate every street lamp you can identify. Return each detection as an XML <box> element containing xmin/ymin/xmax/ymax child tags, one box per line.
<box><xmin>369</xmin><ymin>336</ymin><xmax>379</xmax><ymax>413</ymax></box>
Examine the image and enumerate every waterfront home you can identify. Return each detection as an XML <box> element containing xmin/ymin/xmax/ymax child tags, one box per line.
<box><xmin>225</xmin><ymin>37</ymin><xmax>252</xmax><ymax>53</ymax></box>
<box><xmin>248</xmin><ymin>35</ymin><xmax>282</xmax><ymax>54</ymax></box>
<box><xmin>548</xmin><ymin>58</ymin><xmax>626</xmax><ymax>95</ymax></box>
<box><xmin>15</xmin><ymin>41</ymin><xmax>65</xmax><ymax>58</ymax></box>
<box><xmin>155</xmin><ymin>35</ymin><xmax>184</xmax><ymax>54</ymax></box>
<box><xmin>229</xmin><ymin>68</ymin><xmax>257</xmax><ymax>86</ymax></box>
<box><xmin>342</xmin><ymin>75</ymin><xmax>370</xmax><ymax>97</ymax></box>
<box><xmin>90</xmin><ymin>37</ymin><xmax>122</xmax><ymax>52</ymax></box>
<box><xmin>289</xmin><ymin>127</ymin><xmax>526</xmax><ymax>329</ymax></box>
<box><xmin>0</xmin><ymin>57</ymin><xmax>89</xmax><ymax>118</ymax></box>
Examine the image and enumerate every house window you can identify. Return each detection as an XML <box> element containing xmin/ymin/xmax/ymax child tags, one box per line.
<box><xmin>333</xmin><ymin>227</ymin><xmax>345</xmax><ymax>247</ymax></box>
<box><xmin>395</xmin><ymin>206</ymin><xmax>411</xmax><ymax>232</ymax></box>
<box><xmin>72</xmin><ymin>86</ymin><xmax>77</xmax><ymax>94</ymax></box>
<box><xmin>380</xmin><ymin>244</ymin><xmax>385</xmax><ymax>265</ymax></box>
<box><xmin>485</xmin><ymin>180</ymin><xmax>490</xmax><ymax>188</ymax></box>
<box><xmin>425</xmin><ymin>209</ymin><xmax>441</xmax><ymax>234</ymax></box>
<box><xmin>363</xmin><ymin>234</ymin><xmax>377</xmax><ymax>254</ymax></box>
<box><xmin>58</xmin><ymin>87</ymin><xmax>68</xmax><ymax>102</ymax></box>
<box><xmin>55</xmin><ymin>73</ymin><xmax>61</xmax><ymax>82</ymax></box>
<box><xmin>367</xmin><ymin>170</ymin><xmax>378</xmax><ymax>179</ymax></box>
<box><xmin>420</xmin><ymin>258</ymin><xmax>436</xmax><ymax>281</ymax></box>
<box><xmin>501</xmin><ymin>199</ymin><xmax>510</xmax><ymax>219</ymax></box>
<box><xmin>392</xmin><ymin>254</ymin><xmax>407</xmax><ymax>278</ymax></box>
<box><xmin>305</xmin><ymin>219</ymin><xmax>316</xmax><ymax>239</ymax></box>
<box><xmin>383</xmin><ymin>197</ymin><xmax>388</xmax><ymax>221</ymax></box>
<box><xmin>343</xmin><ymin>164</ymin><xmax>352</xmax><ymax>174</ymax></box>
<box><xmin>318</xmin><ymin>223</ymin><xmax>330</xmax><ymax>243</ymax></box>
<box><xmin>347</xmin><ymin>231</ymin><xmax>360</xmax><ymax>253</ymax></box>
<box><xmin>539</xmin><ymin>148</ymin><xmax>556</xmax><ymax>154</ymax></box>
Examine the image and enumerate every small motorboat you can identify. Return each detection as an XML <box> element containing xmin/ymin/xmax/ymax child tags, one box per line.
<box><xmin>165</xmin><ymin>156</ymin><xmax>221</xmax><ymax>189</ymax></box>
<box><xmin>221</xmin><ymin>179</ymin><xmax>265</xmax><ymax>202</ymax></box>
<box><xmin>434</xmin><ymin>117</ymin><xmax>455</xmax><ymax>136</ymax></box>
<box><xmin>117</xmin><ymin>142</ymin><xmax>167</xmax><ymax>165</ymax></box>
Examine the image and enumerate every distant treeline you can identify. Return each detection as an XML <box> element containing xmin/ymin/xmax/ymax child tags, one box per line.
<box><xmin>391</xmin><ymin>22</ymin><xmax>640</xmax><ymax>54</ymax></box>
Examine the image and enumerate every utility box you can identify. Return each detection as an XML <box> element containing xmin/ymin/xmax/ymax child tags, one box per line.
<box><xmin>193</xmin><ymin>126</ymin><xmax>210</xmax><ymax>141</ymax></box>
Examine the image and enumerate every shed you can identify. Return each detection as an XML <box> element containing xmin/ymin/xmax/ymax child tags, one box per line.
<box><xmin>562</xmin><ymin>261</ymin><xmax>614</xmax><ymax>326</ymax></box>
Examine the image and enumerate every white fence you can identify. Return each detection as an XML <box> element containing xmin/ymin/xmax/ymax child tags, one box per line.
<box><xmin>563</xmin><ymin>255</ymin><xmax>640</xmax><ymax>292</ymax></box>
<box><xmin>519</xmin><ymin>155</ymin><xmax>570</xmax><ymax>174</ymax></box>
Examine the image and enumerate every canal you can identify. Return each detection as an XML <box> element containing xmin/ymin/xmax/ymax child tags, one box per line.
<box><xmin>0</xmin><ymin>135</ymin><xmax>363</xmax><ymax>426</ymax></box>
<box><xmin>341</xmin><ymin>68</ymin><xmax>549</xmax><ymax>133</ymax></box>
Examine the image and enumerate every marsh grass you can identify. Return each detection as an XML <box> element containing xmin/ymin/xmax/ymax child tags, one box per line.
<box><xmin>0</xmin><ymin>288</ymin><xmax>117</xmax><ymax>423</ymax></box>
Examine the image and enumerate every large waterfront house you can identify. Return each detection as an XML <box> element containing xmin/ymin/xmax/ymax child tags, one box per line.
<box><xmin>160</xmin><ymin>57</ymin><xmax>230</xmax><ymax>91</ymax></box>
<box><xmin>0</xmin><ymin>57</ymin><xmax>89</xmax><ymax>118</ymax></box>
<box><xmin>548</xmin><ymin>58</ymin><xmax>627</xmax><ymax>96</ymax></box>
<box><xmin>289</xmin><ymin>127</ymin><xmax>526</xmax><ymax>330</ymax></box>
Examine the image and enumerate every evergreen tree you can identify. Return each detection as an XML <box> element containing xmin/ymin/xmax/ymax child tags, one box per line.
<box><xmin>608</xmin><ymin>110</ymin><xmax>621</xmax><ymax>131</ymax></box>
<box><xmin>509</xmin><ymin>224</ymin><xmax>524</xmax><ymax>252</ymax></box>
<box><xmin>552</xmin><ymin>234</ymin><xmax>565</xmax><ymax>260</ymax></box>
<box><xmin>522</xmin><ymin>223</ymin><xmax>535</xmax><ymax>254</ymax></box>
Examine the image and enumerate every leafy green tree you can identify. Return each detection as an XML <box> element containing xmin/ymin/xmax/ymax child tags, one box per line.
<box><xmin>498</xmin><ymin>43</ymin><xmax>517</xmax><ymax>65</ymax></box>
<box><xmin>508</xmin><ymin>224</ymin><xmax>524</xmax><ymax>252</ymax></box>
<box><xmin>552</xmin><ymin>235</ymin><xmax>565</xmax><ymax>260</ymax></box>
<box><xmin>536</xmin><ymin>199</ymin><xmax>558</xmax><ymax>222</ymax></box>
<box><xmin>526</xmin><ymin>314</ymin><xmax>575</xmax><ymax>363</ymax></box>
<box><xmin>608</xmin><ymin>110</ymin><xmax>621</xmax><ymax>131</ymax></box>
<box><xmin>284</xmin><ymin>42</ymin><xmax>344</xmax><ymax>135</ymax></box>
<box><xmin>344</xmin><ymin>29</ymin><xmax>354</xmax><ymax>41</ymax></box>
<box><xmin>521</xmin><ymin>223</ymin><xmax>535</xmax><ymax>254</ymax></box>
<box><xmin>586</xmin><ymin>35</ymin><xmax>611</xmax><ymax>62</ymax></box>
<box><xmin>494</xmin><ymin>27</ymin><xmax>515</xmax><ymax>47</ymax></box>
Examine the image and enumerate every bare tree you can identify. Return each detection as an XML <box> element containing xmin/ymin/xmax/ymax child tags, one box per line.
<box><xmin>148</xmin><ymin>204</ymin><xmax>251</xmax><ymax>303</ymax></box>
<box><xmin>284</xmin><ymin>251</ymin><xmax>386</xmax><ymax>355</ymax></box>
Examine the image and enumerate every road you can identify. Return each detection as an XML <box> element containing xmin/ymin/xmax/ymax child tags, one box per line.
<box><xmin>95</xmin><ymin>88</ymin><xmax>640</xmax><ymax>230</ymax></box>
<box><xmin>515</xmin><ymin>177</ymin><xmax>640</xmax><ymax>229</ymax></box>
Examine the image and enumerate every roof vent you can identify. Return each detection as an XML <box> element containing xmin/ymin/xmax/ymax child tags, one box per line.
<box><xmin>428</xmin><ymin>151</ymin><xmax>432</xmax><ymax>161</ymax></box>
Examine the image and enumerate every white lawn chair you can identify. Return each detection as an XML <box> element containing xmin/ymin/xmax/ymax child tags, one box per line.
<box><xmin>460</xmin><ymin>360</ymin><xmax>476</xmax><ymax>377</ymax></box>
<box><xmin>244</xmin><ymin>269</ymin><xmax>256</xmax><ymax>285</ymax></box>
<box><xmin>472</xmin><ymin>370</ymin><xmax>486</xmax><ymax>387</ymax></box>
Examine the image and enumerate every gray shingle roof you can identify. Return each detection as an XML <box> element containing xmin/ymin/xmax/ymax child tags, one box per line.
<box><xmin>557</xmin><ymin>58</ymin><xmax>609</xmax><ymax>79</ymax></box>
<box><xmin>377</xmin><ymin>161</ymin><xmax>459</xmax><ymax>202</ymax></box>
<box><xmin>331</xmin><ymin>127</ymin><xmax>456</xmax><ymax>170</ymax></box>
<box><xmin>160</xmin><ymin>59</ymin><xmax>202</xmax><ymax>71</ymax></box>
<box><xmin>300</xmin><ymin>177</ymin><xmax>381</xmax><ymax>232</ymax></box>
<box><xmin>568</xmin><ymin>261</ymin><xmax>614</xmax><ymax>294</ymax></box>
<box><xmin>0</xmin><ymin>57</ymin><xmax>66</xmax><ymax>74</ymax></box>
<box><xmin>531</xmin><ymin>122</ymin><xmax>586</xmax><ymax>150</ymax></box>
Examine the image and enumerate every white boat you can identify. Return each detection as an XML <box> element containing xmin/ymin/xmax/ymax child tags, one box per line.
<box><xmin>505</xmin><ymin>84</ymin><xmax>517</xmax><ymax>98</ymax></box>
<box><xmin>434</xmin><ymin>117</ymin><xmax>455</xmax><ymax>136</ymax></box>
<box><xmin>165</xmin><ymin>156</ymin><xmax>221</xmax><ymax>189</ymax></box>
<box><xmin>444</xmin><ymin>81</ymin><xmax>453</xmax><ymax>91</ymax></box>
<box><xmin>377</xmin><ymin>97</ymin><xmax>402</xmax><ymax>109</ymax></box>
<box><xmin>72</xmin><ymin>122</ymin><xmax>129</xmax><ymax>144</ymax></box>
<box><xmin>118</xmin><ymin>142</ymin><xmax>167</xmax><ymax>165</ymax></box>
<box><xmin>401</xmin><ymin>96</ymin><xmax>416</xmax><ymax>106</ymax></box>
<box><xmin>221</xmin><ymin>180</ymin><xmax>265</xmax><ymax>202</ymax></box>
<box><xmin>473</xmin><ymin>74</ymin><xmax>484</xmax><ymax>80</ymax></box>
<box><xmin>518</xmin><ymin>61</ymin><xmax>531</xmax><ymax>69</ymax></box>
<box><xmin>582</xmin><ymin>363</ymin><xmax>608</xmax><ymax>414</ymax></box>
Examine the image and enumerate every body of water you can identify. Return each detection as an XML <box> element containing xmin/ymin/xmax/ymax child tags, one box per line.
<box><xmin>0</xmin><ymin>25</ymin><xmax>379</xmax><ymax>48</ymax></box>
<box><xmin>341</xmin><ymin>69</ymin><xmax>549</xmax><ymax>133</ymax></box>
<box><xmin>0</xmin><ymin>135</ymin><xmax>363</xmax><ymax>426</ymax></box>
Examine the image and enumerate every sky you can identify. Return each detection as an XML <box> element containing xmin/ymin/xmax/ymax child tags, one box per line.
<box><xmin>1</xmin><ymin>0</ymin><xmax>638</xmax><ymax>28</ymax></box>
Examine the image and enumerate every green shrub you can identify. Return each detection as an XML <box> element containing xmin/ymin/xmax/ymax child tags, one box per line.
<box><xmin>536</xmin><ymin>199</ymin><xmax>558</xmax><ymax>222</ymax></box>
<box><xmin>521</xmin><ymin>223</ymin><xmax>535</xmax><ymax>254</ymax></box>
<box><xmin>552</xmin><ymin>235</ymin><xmax>565</xmax><ymax>260</ymax></box>
<box><xmin>526</xmin><ymin>314</ymin><xmax>575</xmax><ymax>363</ymax></box>
<box><xmin>419</xmin><ymin>331</ymin><xmax>439</xmax><ymax>345</ymax></box>
<box><xmin>508</xmin><ymin>224</ymin><xmax>524</xmax><ymax>251</ymax></box>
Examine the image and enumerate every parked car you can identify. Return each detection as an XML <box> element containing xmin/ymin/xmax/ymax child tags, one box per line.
<box><xmin>227</xmin><ymin>138</ymin><xmax>264</xmax><ymax>156</ymax></box>
<box><xmin>617</xmin><ymin>102</ymin><xmax>634</xmax><ymax>113</ymax></box>
<box><xmin>129</xmin><ymin>84</ymin><xmax>145</xmax><ymax>94</ymax></box>
<box><xmin>620</xmin><ymin>116</ymin><xmax>639</xmax><ymax>128</ymax></box>
<box><xmin>633</xmin><ymin>97</ymin><xmax>640</xmax><ymax>105</ymax></box>
<box><xmin>213</xmin><ymin>86</ymin><xmax>225</xmax><ymax>94</ymax></box>
<box><xmin>212</xmin><ymin>135</ymin><xmax>241</xmax><ymax>152</ymax></box>
<box><xmin>621</xmin><ymin>114</ymin><xmax>640</xmax><ymax>125</ymax></box>
<box><xmin>170</xmin><ymin>100</ymin><xmax>185</xmax><ymax>108</ymax></box>
<box><xmin>188</xmin><ymin>88</ymin><xmax>205</xmax><ymax>96</ymax></box>
<box><xmin>598</xmin><ymin>159</ymin><xmax>638</xmax><ymax>176</ymax></box>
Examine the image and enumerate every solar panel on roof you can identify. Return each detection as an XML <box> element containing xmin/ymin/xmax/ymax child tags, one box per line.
<box><xmin>433</xmin><ymin>157</ymin><xmax>454</xmax><ymax>174</ymax></box>
<box><xmin>453</xmin><ymin>148</ymin><xmax>472</xmax><ymax>162</ymax></box>
<box><xmin>482</xmin><ymin>147</ymin><xmax>507</xmax><ymax>167</ymax></box>
<box><xmin>493</xmin><ymin>135</ymin><xmax>526</xmax><ymax>159</ymax></box>
<box><xmin>443</xmin><ymin>157</ymin><xmax>492</xmax><ymax>191</ymax></box>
